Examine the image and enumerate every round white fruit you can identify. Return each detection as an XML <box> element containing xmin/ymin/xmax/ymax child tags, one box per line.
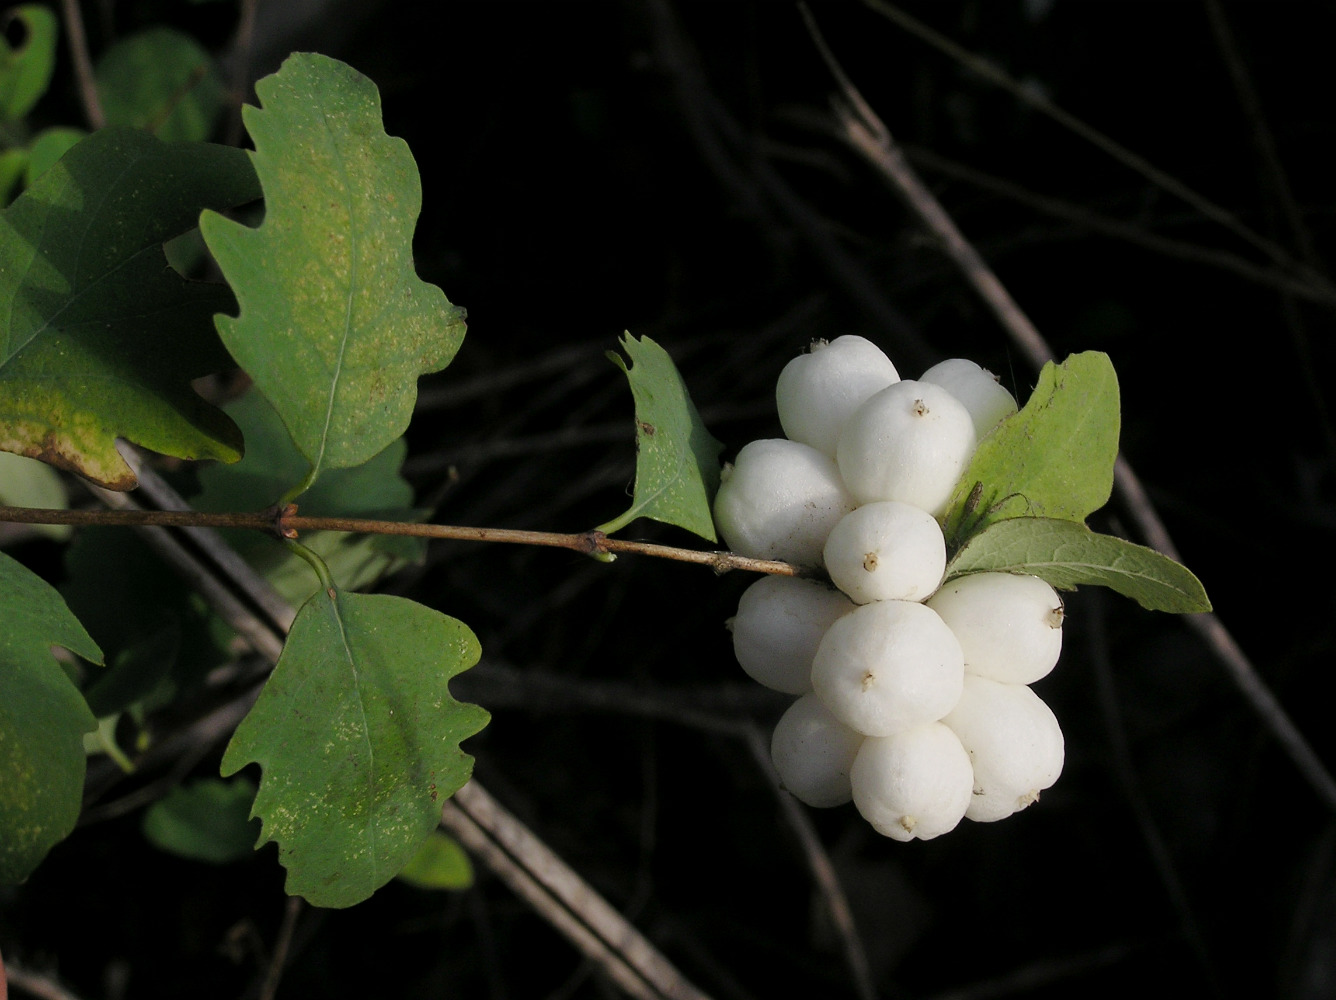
<box><xmin>850</xmin><ymin>722</ymin><xmax>974</xmax><ymax>841</ymax></box>
<box><xmin>770</xmin><ymin>692</ymin><xmax>866</xmax><ymax>807</ymax></box>
<box><xmin>713</xmin><ymin>438</ymin><xmax>857</xmax><ymax>568</ymax></box>
<box><xmin>810</xmin><ymin>600</ymin><xmax>964</xmax><ymax>738</ymax></box>
<box><xmin>926</xmin><ymin>572</ymin><xmax>1064</xmax><ymax>684</ymax></box>
<box><xmin>776</xmin><ymin>335</ymin><xmax>900</xmax><ymax>457</ymax></box>
<box><xmin>730</xmin><ymin>575</ymin><xmax>855</xmax><ymax>694</ymax></box>
<box><xmin>822</xmin><ymin>500</ymin><xmax>946</xmax><ymax>604</ymax></box>
<box><xmin>920</xmin><ymin>358</ymin><xmax>1018</xmax><ymax>440</ymax></box>
<box><xmin>942</xmin><ymin>675</ymin><xmax>1065</xmax><ymax>822</ymax></box>
<box><xmin>836</xmin><ymin>380</ymin><xmax>977</xmax><ymax>516</ymax></box>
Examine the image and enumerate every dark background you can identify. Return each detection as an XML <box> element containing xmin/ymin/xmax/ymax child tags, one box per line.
<box><xmin>5</xmin><ymin>2</ymin><xmax>1336</xmax><ymax>998</ymax></box>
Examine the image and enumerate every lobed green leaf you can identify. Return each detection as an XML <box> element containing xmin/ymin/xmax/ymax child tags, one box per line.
<box><xmin>943</xmin><ymin>352</ymin><xmax>1119</xmax><ymax>546</ymax></box>
<box><xmin>0</xmin><ymin>127</ymin><xmax>259</xmax><ymax>488</ymax></box>
<box><xmin>0</xmin><ymin>550</ymin><xmax>102</xmax><ymax>884</ymax></box>
<box><xmin>597</xmin><ymin>333</ymin><xmax>723</xmax><ymax>540</ymax></box>
<box><xmin>945</xmin><ymin>517</ymin><xmax>1212</xmax><ymax>614</ymax></box>
<box><xmin>221</xmin><ymin>588</ymin><xmax>489</xmax><ymax>908</ymax></box>
<box><xmin>200</xmin><ymin>52</ymin><xmax>467</xmax><ymax>493</ymax></box>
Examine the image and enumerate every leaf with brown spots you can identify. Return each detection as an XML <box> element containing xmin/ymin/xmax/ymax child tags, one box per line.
<box><xmin>220</xmin><ymin>587</ymin><xmax>488</xmax><ymax>908</ymax></box>
<box><xmin>0</xmin><ymin>127</ymin><xmax>256</xmax><ymax>488</ymax></box>
<box><xmin>200</xmin><ymin>53</ymin><xmax>466</xmax><ymax>494</ymax></box>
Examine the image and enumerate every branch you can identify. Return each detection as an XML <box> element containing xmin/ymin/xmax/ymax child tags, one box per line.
<box><xmin>0</xmin><ymin>504</ymin><xmax>803</xmax><ymax>577</ymax></box>
<box><xmin>854</xmin><ymin>0</ymin><xmax>1336</xmax><ymax>302</ymax></box>
<box><xmin>443</xmin><ymin>782</ymin><xmax>714</xmax><ymax>1000</ymax></box>
<box><xmin>57</xmin><ymin>0</ymin><xmax>104</xmax><ymax>130</ymax></box>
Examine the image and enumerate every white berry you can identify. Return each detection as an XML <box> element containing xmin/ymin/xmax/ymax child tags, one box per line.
<box><xmin>926</xmin><ymin>572</ymin><xmax>1064</xmax><ymax>684</ymax></box>
<box><xmin>822</xmin><ymin>500</ymin><xmax>946</xmax><ymax>604</ymax></box>
<box><xmin>713</xmin><ymin>438</ymin><xmax>857</xmax><ymax>568</ymax></box>
<box><xmin>776</xmin><ymin>336</ymin><xmax>900</xmax><ymax>457</ymax></box>
<box><xmin>810</xmin><ymin>600</ymin><xmax>964</xmax><ymax>738</ymax></box>
<box><xmin>770</xmin><ymin>693</ymin><xmax>866</xmax><ymax>807</ymax></box>
<box><xmin>850</xmin><ymin>722</ymin><xmax>974</xmax><ymax>841</ymax></box>
<box><xmin>730</xmin><ymin>576</ymin><xmax>855</xmax><ymax>694</ymax></box>
<box><xmin>920</xmin><ymin>358</ymin><xmax>1018</xmax><ymax>440</ymax></box>
<box><xmin>942</xmin><ymin>675</ymin><xmax>1064</xmax><ymax>822</ymax></box>
<box><xmin>836</xmin><ymin>380</ymin><xmax>977</xmax><ymax>516</ymax></box>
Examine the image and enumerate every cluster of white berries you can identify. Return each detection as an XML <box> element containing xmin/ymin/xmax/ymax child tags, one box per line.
<box><xmin>716</xmin><ymin>336</ymin><xmax>1066</xmax><ymax>842</ymax></box>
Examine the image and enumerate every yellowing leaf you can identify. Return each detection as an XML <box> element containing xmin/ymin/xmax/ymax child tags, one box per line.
<box><xmin>221</xmin><ymin>588</ymin><xmax>488</xmax><ymax>908</ymax></box>
<box><xmin>200</xmin><ymin>53</ymin><xmax>466</xmax><ymax>492</ymax></box>
<box><xmin>0</xmin><ymin>128</ymin><xmax>257</xmax><ymax>488</ymax></box>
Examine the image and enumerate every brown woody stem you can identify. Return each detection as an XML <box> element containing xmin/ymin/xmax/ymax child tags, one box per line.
<box><xmin>0</xmin><ymin>504</ymin><xmax>801</xmax><ymax>576</ymax></box>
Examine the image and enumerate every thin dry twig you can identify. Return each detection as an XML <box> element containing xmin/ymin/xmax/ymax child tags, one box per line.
<box><xmin>57</xmin><ymin>0</ymin><xmax>103</xmax><ymax>130</ymax></box>
<box><xmin>1084</xmin><ymin>591</ymin><xmax>1220</xmax><ymax>996</ymax></box>
<box><xmin>0</xmin><ymin>503</ymin><xmax>805</xmax><ymax>578</ymax></box>
<box><xmin>225</xmin><ymin>0</ymin><xmax>259</xmax><ymax>147</ymax></box>
<box><xmin>645</xmin><ymin>0</ymin><xmax>938</xmax><ymax>375</ymax></box>
<box><xmin>855</xmin><ymin>0</ymin><xmax>1335</xmax><ymax>301</ymax></box>
<box><xmin>257</xmin><ymin>897</ymin><xmax>303</xmax><ymax>1000</ymax></box>
<box><xmin>3</xmin><ymin>959</ymin><xmax>85</xmax><ymax>1000</ymax></box>
<box><xmin>894</xmin><ymin>143</ymin><xmax>1336</xmax><ymax>309</ymax></box>
<box><xmin>444</xmin><ymin>782</ymin><xmax>714</xmax><ymax>1000</ymax></box>
<box><xmin>799</xmin><ymin>5</ymin><xmax>1336</xmax><ymax>814</ymax></box>
<box><xmin>1202</xmin><ymin>0</ymin><xmax>1336</xmax><ymax>468</ymax></box>
<box><xmin>742</xmin><ymin>727</ymin><xmax>875</xmax><ymax>1000</ymax></box>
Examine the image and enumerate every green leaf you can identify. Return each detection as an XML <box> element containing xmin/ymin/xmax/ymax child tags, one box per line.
<box><xmin>596</xmin><ymin>333</ymin><xmax>723</xmax><ymax>540</ymax></box>
<box><xmin>945</xmin><ymin>517</ymin><xmax>1212</xmax><ymax>614</ymax></box>
<box><xmin>200</xmin><ymin>52</ymin><xmax>467</xmax><ymax>492</ymax></box>
<box><xmin>0</xmin><ymin>5</ymin><xmax>58</xmax><ymax>122</ymax></box>
<box><xmin>23</xmin><ymin>126</ymin><xmax>85</xmax><ymax>185</ymax></box>
<box><xmin>221</xmin><ymin>588</ymin><xmax>489</xmax><ymax>908</ymax></box>
<box><xmin>0</xmin><ymin>127</ymin><xmax>259</xmax><ymax>489</ymax></box>
<box><xmin>142</xmin><ymin>777</ymin><xmax>262</xmax><ymax>864</ymax></box>
<box><xmin>943</xmin><ymin>352</ymin><xmax>1120</xmax><ymax>546</ymax></box>
<box><xmin>95</xmin><ymin>27</ymin><xmax>225</xmax><ymax>143</ymax></box>
<box><xmin>0</xmin><ymin>149</ymin><xmax>27</xmax><ymax>205</ymax></box>
<box><xmin>395</xmin><ymin>829</ymin><xmax>473</xmax><ymax>890</ymax></box>
<box><xmin>0</xmin><ymin>449</ymin><xmax>69</xmax><ymax>540</ymax></box>
<box><xmin>0</xmin><ymin>550</ymin><xmax>102</xmax><ymax>884</ymax></box>
<box><xmin>192</xmin><ymin>389</ymin><xmax>425</xmax><ymax>604</ymax></box>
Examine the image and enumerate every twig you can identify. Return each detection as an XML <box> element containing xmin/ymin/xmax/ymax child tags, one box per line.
<box><xmin>257</xmin><ymin>897</ymin><xmax>302</xmax><ymax>1000</ymax></box>
<box><xmin>1085</xmin><ymin>591</ymin><xmax>1221</xmax><ymax>996</ymax></box>
<box><xmin>225</xmin><ymin>0</ymin><xmax>259</xmax><ymax>147</ymax></box>
<box><xmin>0</xmin><ymin>504</ymin><xmax>804</xmax><ymax>578</ymax></box>
<box><xmin>799</xmin><ymin>6</ymin><xmax>1336</xmax><ymax>815</ymax></box>
<box><xmin>3</xmin><ymin>959</ymin><xmax>85</xmax><ymax>1000</ymax></box>
<box><xmin>1202</xmin><ymin>0</ymin><xmax>1319</xmax><ymax>268</ymax></box>
<box><xmin>894</xmin><ymin>143</ymin><xmax>1336</xmax><ymax>309</ymax></box>
<box><xmin>443</xmin><ymin>782</ymin><xmax>714</xmax><ymax>1000</ymax></box>
<box><xmin>743</xmin><ymin>727</ymin><xmax>875</xmax><ymax>1000</ymax></box>
<box><xmin>854</xmin><ymin>0</ymin><xmax>1336</xmax><ymax>301</ymax></box>
<box><xmin>1202</xmin><ymin>0</ymin><xmax>1336</xmax><ymax>468</ymax></box>
<box><xmin>58</xmin><ymin>0</ymin><xmax>104</xmax><ymax>130</ymax></box>
<box><xmin>645</xmin><ymin>0</ymin><xmax>938</xmax><ymax>375</ymax></box>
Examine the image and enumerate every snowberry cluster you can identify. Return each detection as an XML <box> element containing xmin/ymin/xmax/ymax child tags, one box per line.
<box><xmin>716</xmin><ymin>336</ymin><xmax>1066</xmax><ymax>842</ymax></box>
